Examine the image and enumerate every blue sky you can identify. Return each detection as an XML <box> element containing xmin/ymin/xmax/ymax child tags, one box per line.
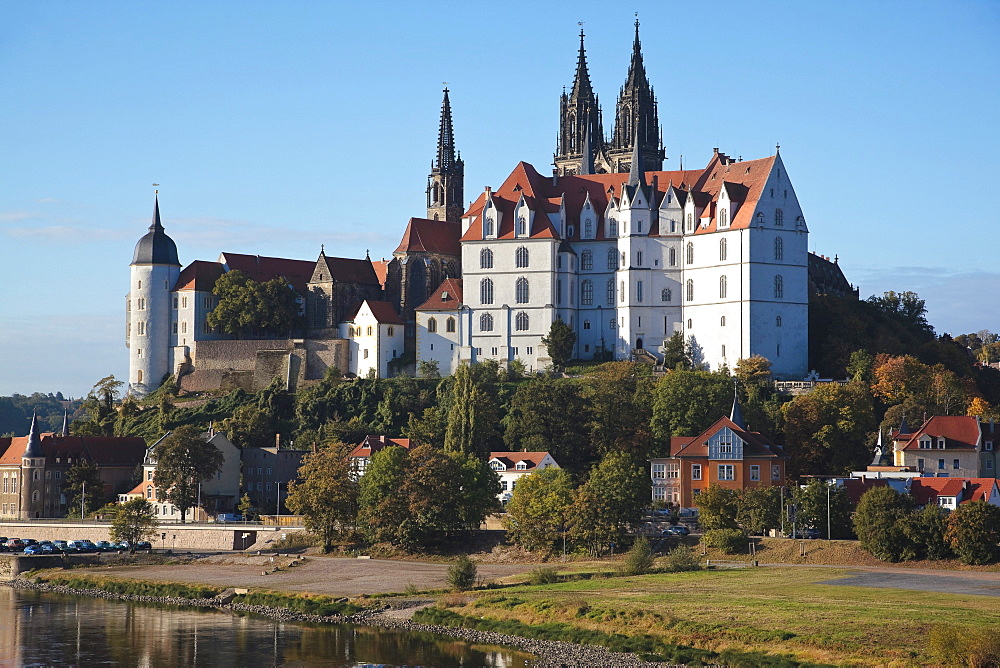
<box><xmin>1</xmin><ymin>1</ymin><xmax>998</xmax><ymax>398</ymax></box>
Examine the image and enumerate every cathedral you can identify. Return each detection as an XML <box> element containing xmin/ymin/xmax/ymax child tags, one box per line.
<box><xmin>127</xmin><ymin>22</ymin><xmax>817</xmax><ymax>395</ymax></box>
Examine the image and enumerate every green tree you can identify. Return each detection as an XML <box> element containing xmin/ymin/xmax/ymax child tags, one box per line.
<box><xmin>221</xmin><ymin>404</ymin><xmax>275</xmax><ymax>449</ymax></box>
<box><xmin>396</xmin><ymin>444</ymin><xmax>472</xmax><ymax>549</ymax></box>
<box><xmin>901</xmin><ymin>503</ymin><xmax>951</xmax><ymax>561</ymax></box>
<box><xmin>780</xmin><ymin>382</ymin><xmax>876</xmax><ymax>476</ymax></box>
<box><xmin>541</xmin><ymin>318</ymin><xmax>576</xmax><ymax>370</ymax></box>
<box><xmin>109</xmin><ymin>498</ymin><xmax>159</xmax><ymax>552</ymax></box>
<box><xmin>64</xmin><ymin>459</ymin><xmax>106</xmax><ymax>518</ymax></box>
<box><xmin>502</xmin><ymin>467</ymin><xmax>574</xmax><ymax>553</ymax></box>
<box><xmin>585</xmin><ymin>362</ymin><xmax>654</xmax><ymax>459</ymax></box>
<box><xmin>853</xmin><ymin>486</ymin><xmax>915</xmax><ymax>561</ymax></box>
<box><xmin>447</xmin><ymin>555</ymin><xmax>478</xmax><ymax>591</ymax></box>
<box><xmin>945</xmin><ymin>500</ymin><xmax>1000</xmax><ymax>565</ymax></box>
<box><xmin>153</xmin><ymin>425</ymin><xmax>225</xmax><ymax>524</ymax></box>
<box><xmin>357</xmin><ymin>445</ymin><xmax>410</xmax><ymax>544</ymax></box>
<box><xmin>285</xmin><ymin>441</ymin><xmax>358</xmax><ymax>552</ymax></box>
<box><xmin>452</xmin><ymin>451</ymin><xmax>502</xmax><ymax>530</ymax></box>
<box><xmin>736</xmin><ymin>486</ymin><xmax>781</xmax><ymax>536</ymax></box>
<box><xmin>567</xmin><ymin>452</ymin><xmax>647</xmax><ymax>556</ymax></box>
<box><xmin>651</xmin><ymin>369</ymin><xmax>732</xmax><ymax>447</ymax></box>
<box><xmin>502</xmin><ymin>377</ymin><xmax>594</xmax><ymax>474</ymax></box>
<box><xmin>867</xmin><ymin>290</ymin><xmax>933</xmax><ymax>336</ymax></box>
<box><xmin>619</xmin><ymin>536</ymin><xmax>654</xmax><ymax>576</ymax></box>
<box><xmin>791</xmin><ymin>479</ymin><xmax>853</xmax><ymax>539</ymax></box>
<box><xmin>207</xmin><ymin>270</ymin><xmax>302</xmax><ymax>337</ymax></box>
<box><xmin>661</xmin><ymin>331</ymin><xmax>690</xmax><ymax>370</ymax></box>
<box><xmin>73</xmin><ymin>375</ymin><xmax>124</xmax><ymax>437</ymax></box>
<box><xmin>417</xmin><ymin>360</ymin><xmax>440</xmax><ymax>378</ymax></box>
<box><xmin>694</xmin><ymin>486</ymin><xmax>740</xmax><ymax>530</ymax></box>
<box><xmin>443</xmin><ymin>363</ymin><xmax>501</xmax><ymax>457</ymax></box>
<box><xmin>237</xmin><ymin>493</ymin><xmax>259</xmax><ymax>521</ymax></box>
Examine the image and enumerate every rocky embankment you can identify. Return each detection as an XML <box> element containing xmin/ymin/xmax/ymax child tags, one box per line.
<box><xmin>5</xmin><ymin>578</ymin><xmax>672</xmax><ymax>667</ymax></box>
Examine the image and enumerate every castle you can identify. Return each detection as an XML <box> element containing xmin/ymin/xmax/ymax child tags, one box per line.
<box><xmin>127</xmin><ymin>23</ymin><xmax>839</xmax><ymax>396</ymax></box>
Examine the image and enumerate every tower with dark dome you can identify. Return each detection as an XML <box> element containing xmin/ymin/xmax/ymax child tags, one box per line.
<box><xmin>127</xmin><ymin>193</ymin><xmax>180</xmax><ymax>396</ymax></box>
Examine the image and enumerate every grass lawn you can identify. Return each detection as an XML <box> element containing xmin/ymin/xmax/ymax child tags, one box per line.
<box><xmin>446</xmin><ymin>566</ymin><xmax>997</xmax><ymax>666</ymax></box>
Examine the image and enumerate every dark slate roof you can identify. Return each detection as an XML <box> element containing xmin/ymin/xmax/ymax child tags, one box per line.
<box><xmin>131</xmin><ymin>196</ymin><xmax>181</xmax><ymax>266</ymax></box>
<box><xmin>23</xmin><ymin>413</ymin><xmax>43</xmax><ymax>458</ymax></box>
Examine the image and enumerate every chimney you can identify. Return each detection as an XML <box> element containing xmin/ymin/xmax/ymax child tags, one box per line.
<box><xmin>275</xmin><ymin>433</ymin><xmax>281</xmax><ymax>449</ymax></box>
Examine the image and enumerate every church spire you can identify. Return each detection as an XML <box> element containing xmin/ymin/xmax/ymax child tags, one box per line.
<box><xmin>579</xmin><ymin>111</ymin><xmax>595</xmax><ymax>176</ymax></box>
<box><xmin>609</xmin><ymin>18</ymin><xmax>663</xmax><ymax>172</ymax></box>
<box><xmin>24</xmin><ymin>411</ymin><xmax>43</xmax><ymax>458</ymax></box>
<box><xmin>436</xmin><ymin>87</ymin><xmax>456</xmax><ymax>171</ymax></box>
<box><xmin>426</xmin><ymin>87</ymin><xmax>464</xmax><ymax>223</ymax></box>
<box><xmin>555</xmin><ymin>29</ymin><xmax>604</xmax><ymax>176</ymax></box>
<box><xmin>730</xmin><ymin>383</ymin><xmax>746</xmax><ymax>430</ymax></box>
<box><xmin>569</xmin><ymin>29</ymin><xmax>593</xmax><ymax>101</ymax></box>
<box><xmin>627</xmin><ymin>128</ymin><xmax>645</xmax><ymax>188</ymax></box>
<box><xmin>625</xmin><ymin>18</ymin><xmax>648</xmax><ymax>91</ymax></box>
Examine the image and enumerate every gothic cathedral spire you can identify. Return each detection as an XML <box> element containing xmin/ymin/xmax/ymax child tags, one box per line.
<box><xmin>554</xmin><ymin>30</ymin><xmax>604</xmax><ymax>177</ymax></box>
<box><xmin>608</xmin><ymin>19</ymin><xmax>664</xmax><ymax>172</ymax></box>
<box><xmin>426</xmin><ymin>88</ymin><xmax>465</xmax><ymax>222</ymax></box>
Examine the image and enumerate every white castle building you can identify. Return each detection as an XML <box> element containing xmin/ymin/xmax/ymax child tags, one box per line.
<box><xmin>128</xmin><ymin>23</ymin><xmax>821</xmax><ymax>392</ymax></box>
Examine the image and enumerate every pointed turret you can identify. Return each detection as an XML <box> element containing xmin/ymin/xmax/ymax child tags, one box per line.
<box><xmin>426</xmin><ymin>88</ymin><xmax>465</xmax><ymax>222</ymax></box>
<box><xmin>898</xmin><ymin>415</ymin><xmax>911</xmax><ymax>435</ymax></box>
<box><xmin>730</xmin><ymin>383</ymin><xmax>746</xmax><ymax>430</ymax></box>
<box><xmin>61</xmin><ymin>409</ymin><xmax>69</xmax><ymax>437</ymax></box>
<box><xmin>24</xmin><ymin>411</ymin><xmax>44</xmax><ymax>458</ymax></box>
<box><xmin>627</xmin><ymin>128</ymin><xmax>646</xmax><ymax>188</ymax></box>
<box><xmin>609</xmin><ymin>19</ymin><xmax>663</xmax><ymax>172</ymax></box>
<box><xmin>569</xmin><ymin>29</ymin><xmax>594</xmax><ymax>102</ymax></box>
<box><xmin>131</xmin><ymin>195</ymin><xmax>180</xmax><ymax>266</ymax></box>
<box><xmin>578</xmin><ymin>111</ymin><xmax>595</xmax><ymax>176</ymax></box>
<box><xmin>555</xmin><ymin>30</ymin><xmax>604</xmax><ymax>176</ymax></box>
<box><xmin>624</xmin><ymin>18</ymin><xmax>648</xmax><ymax>91</ymax></box>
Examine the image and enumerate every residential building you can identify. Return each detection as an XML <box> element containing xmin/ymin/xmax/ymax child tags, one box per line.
<box><xmin>415</xmin><ymin>278</ymin><xmax>463</xmax><ymax>376</ymax></box>
<box><xmin>891</xmin><ymin>416</ymin><xmax>999</xmax><ymax>478</ymax></box>
<box><xmin>240</xmin><ymin>446</ymin><xmax>306</xmax><ymax>515</ymax></box>
<box><xmin>348</xmin><ymin>435</ymin><xmax>414</xmax><ymax>480</ymax></box>
<box><xmin>488</xmin><ymin>451</ymin><xmax>559</xmax><ymax>503</ymax></box>
<box><xmin>650</xmin><ymin>394</ymin><xmax>787</xmax><ymax>509</ymax></box>
<box><xmin>340</xmin><ymin>300</ymin><xmax>405</xmax><ymax>378</ymax></box>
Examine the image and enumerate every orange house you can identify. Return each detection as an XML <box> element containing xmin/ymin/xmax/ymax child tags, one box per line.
<box><xmin>650</xmin><ymin>411</ymin><xmax>787</xmax><ymax>509</ymax></box>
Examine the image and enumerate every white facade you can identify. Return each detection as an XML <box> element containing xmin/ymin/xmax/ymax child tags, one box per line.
<box><xmin>489</xmin><ymin>452</ymin><xmax>559</xmax><ymax>504</ymax></box>
<box><xmin>340</xmin><ymin>300</ymin><xmax>405</xmax><ymax>378</ymax></box>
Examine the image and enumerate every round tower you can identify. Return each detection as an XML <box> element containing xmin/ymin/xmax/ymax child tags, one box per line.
<box><xmin>20</xmin><ymin>412</ymin><xmax>45</xmax><ymax>519</ymax></box>
<box><xmin>128</xmin><ymin>194</ymin><xmax>181</xmax><ymax>396</ymax></box>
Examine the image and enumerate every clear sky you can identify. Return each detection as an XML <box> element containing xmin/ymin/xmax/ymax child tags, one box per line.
<box><xmin>2</xmin><ymin>1</ymin><xmax>998</xmax><ymax>398</ymax></box>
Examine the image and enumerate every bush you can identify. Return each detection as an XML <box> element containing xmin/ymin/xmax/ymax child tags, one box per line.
<box><xmin>853</xmin><ymin>486</ymin><xmax>915</xmax><ymax>562</ymax></box>
<box><xmin>447</xmin><ymin>555</ymin><xmax>478</xmax><ymax>591</ymax></box>
<box><xmin>945</xmin><ymin>500</ymin><xmax>1000</xmax><ymax>565</ymax></box>
<box><xmin>703</xmin><ymin>528</ymin><xmax>748</xmax><ymax>555</ymax></box>
<box><xmin>662</xmin><ymin>545</ymin><xmax>701</xmax><ymax>572</ymax></box>
<box><xmin>528</xmin><ymin>566</ymin><xmax>561</xmax><ymax>585</ymax></box>
<box><xmin>618</xmin><ymin>536</ymin><xmax>655</xmax><ymax>576</ymax></box>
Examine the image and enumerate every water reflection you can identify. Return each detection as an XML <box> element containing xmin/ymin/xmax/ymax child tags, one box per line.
<box><xmin>0</xmin><ymin>588</ymin><xmax>535</xmax><ymax>667</ymax></box>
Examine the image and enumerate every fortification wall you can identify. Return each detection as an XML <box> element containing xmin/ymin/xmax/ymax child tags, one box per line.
<box><xmin>180</xmin><ymin>338</ymin><xmax>348</xmax><ymax>392</ymax></box>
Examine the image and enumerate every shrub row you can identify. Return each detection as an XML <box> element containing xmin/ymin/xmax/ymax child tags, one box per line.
<box><xmin>37</xmin><ymin>574</ymin><xmax>221</xmax><ymax>600</ymax></box>
<box><xmin>241</xmin><ymin>591</ymin><xmax>361</xmax><ymax>616</ymax></box>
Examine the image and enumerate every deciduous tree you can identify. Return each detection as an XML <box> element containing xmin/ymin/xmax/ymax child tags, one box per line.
<box><xmin>585</xmin><ymin>362</ymin><xmax>654</xmax><ymax>459</ymax></box>
<box><xmin>444</xmin><ymin>363</ymin><xmax>501</xmax><ymax>457</ymax></box>
<box><xmin>791</xmin><ymin>479</ymin><xmax>853</xmax><ymax>539</ymax></box>
<box><xmin>541</xmin><ymin>318</ymin><xmax>576</xmax><ymax>371</ymax></box>
<box><xmin>110</xmin><ymin>498</ymin><xmax>159</xmax><ymax>552</ymax></box>
<box><xmin>502</xmin><ymin>377</ymin><xmax>594</xmax><ymax>474</ymax></box>
<box><xmin>695</xmin><ymin>486</ymin><xmax>740</xmax><ymax>530</ymax></box>
<box><xmin>651</xmin><ymin>369</ymin><xmax>732</xmax><ymax>448</ymax></box>
<box><xmin>853</xmin><ymin>486</ymin><xmax>915</xmax><ymax>561</ymax></box>
<box><xmin>502</xmin><ymin>467</ymin><xmax>574</xmax><ymax>553</ymax></box>
<box><xmin>567</xmin><ymin>452</ymin><xmax>646</xmax><ymax>556</ymax></box>
<box><xmin>153</xmin><ymin>425</ymin><xmax>225</xmax><ymax>524</ymax></box>
<box><xmin>357</xmin><ymin>445</ymin><xmax>410</xmax><ymax>544</ymax></box>
<box><xmin>945</xmin><ymin>500</ymin><xmax>1000</xmax><ymax>565</ymax></box>
<box><xmin>64</xmin><ymin>459</ymin><xmax>105</xmax><ymax>518</ymax></box>
<box><xmin>736</xmin><ymin>486</ymin><xmax>781</xmax><ymax>536</ymax></box>
<box><xmin>781</xmin><ymin>382</ymin><xmax>875</xmax><ymax>476</ymax></box>
<box><xmin>285</xmin><ymin>441</ymin><xmax>358</xmax><ymax>552</ymax></box>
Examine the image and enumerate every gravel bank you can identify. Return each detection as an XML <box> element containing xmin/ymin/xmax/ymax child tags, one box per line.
<box><xmin>4</xmin><ymin>578</ymin><xmax>674</xmax><ymax>667</ymax></box>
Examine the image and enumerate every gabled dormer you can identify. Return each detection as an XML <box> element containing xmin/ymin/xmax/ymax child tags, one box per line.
<box><xmin>604</xmin><ymin>194</ymin><xmax>620</xmax><ymax>238</ymax></box>
<box><xmin>482</xmin><ymin>190</ymin><xmax>500</xmax><ymax>240</ymax></box>
<box><xmin>708</xmin><ymin>426</ymin><xmax>745</xmax><ymax>460</ymax></box>
<box><xmin>514</xmin><ymin>194</ymin><xmax>533</xmax><ymax>238</ymax></box>
<box><xmin>557</xmin><ymin>194</ymin><xmax>568</xmax><ymax>238</ymax></box>
<box><xmin>659</xmin><ymin>184</ymin><xmax>683</xmax><ymax>235</ymax></box>
<box><xmin>718</xmin><ymin>183</ymin><xmax>742</xmax><ymax>230</ymax></box>
<box><xmin>580</xmin><ymin>191</ymin><xmax>597</xmax><ymax>239</ymax></box>
<box><xmin>683</xmin><ymin>194</ymin><xmax>697</xmax><ymax>234</ymax></box>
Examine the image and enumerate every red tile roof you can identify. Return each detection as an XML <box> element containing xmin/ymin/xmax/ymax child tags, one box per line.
<box><xmin>356</xmin><ymin>300</ymin><xmax>404</xmax><ymax>325</ymax></box>
<box><xmin>489</xmin><ymin>451</ymin><xmax>552</xmax><ymax>471</ymax></box>
<box><xmin>416</xmin><ymin>278</ymin><xmax>463</xmax><ymax>311</ymax></box>
<box><xmin>350</xmin><ymin>435</ymin><xmax>413</xmax><ymax>459</ymax></box>
<box><xmin>173</xmin><ymin>260</ymin><xmax>225</xmax><ymax>292</ymax></box>
<box><xmin>394</xmin><ymin>218</ymin><xmax>462</xmax><ymax>256</ymax></box>
<box><xmin>371</xmin><ymin>259</ymin><xmax>390</xmax><ymax>288</ymax></box>
<box><xmin>910</xmin><ymin>477</ymin><xmax>999</xmax><ymax>506</ymax></box>
<box><xmin>898</xmin><ymin>416</ymin><xmax>981</xmax><ymax>451</ymax></box>
<box><xmin>670</xmin><ymin>417</ymin><xmax>784</xmax><ymax>459</ymax></box>
<box><xmin>0</xmin><ymin>434</ymin><xmax>147</xmax><ymax>467</ymax></box>
<box><xmin>460</xmin><ymin>152</ymin><xmax>779</xmax><ymax>243</ymax></box>
<box><xmin>219</xmin><ymin>252</ymin><xmax>317</xmax><ymax>293</ymax></box>
<box><xmin>316</xmin><ymin>254</ymin><xmax>381</xmax><ymax>287</ymax></box>
<box><xmin>842</xmin><ymin>478</ymin><xmax>889</xmax><ymax>506</ymax></box>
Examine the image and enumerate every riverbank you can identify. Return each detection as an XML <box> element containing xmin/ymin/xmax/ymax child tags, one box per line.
<box><xmin>3</xmin><ymin>577</ymin><xmax>667</xmax><ymax>667</ymax></box>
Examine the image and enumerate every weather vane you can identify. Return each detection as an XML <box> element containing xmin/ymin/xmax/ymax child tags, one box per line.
<box><xmin>152</xmin><ymin>182</ymin><xmax>159</xmax><ymax>195</ymax></box>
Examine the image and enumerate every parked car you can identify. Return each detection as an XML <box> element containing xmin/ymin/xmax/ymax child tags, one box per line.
<box><xmin>791</xmin><ymin>528</ymin><xmax>820</xmax><ymax>540</ymax></box>
<box><xmin>68</xmin><ymin>540</ymin><xmax>97</xmax><ymax>553</ymax></box>
<box><xmin>21</xmin><ymin>538</ymin><xmax>37</xmax><ymax>548</ymax></box>
<box><xmin>216</xmin><ymin>513</ymin><xmax>243</xmax><ymax>523</ymax></box>
<box><xmin>6</xmin><ymin>539</ymin><xmax>25</xmax><ymax>552</ymax></box>
<box><xmin>24</xmin><ymin>543</ymin><xmax>55</xmax><ymax>555</ymax></box>
<box><xmin>662</xmin><ymin>525</ymin><xmax>690</xmax><ymax>536</ymax></box>
<box><xmin>94</xmin><ymin>541</ymin><xmax>116</xmax><ymax>552</ymax></box>
<box><xmin>52</xmin><ymin>541</ymin><xmax>73</xmax><ymax>554</ymax></box>
<box><xmin>134</xmin><ymin>541</ymin><xmax>153</xmax><ymax>551</ymax></box>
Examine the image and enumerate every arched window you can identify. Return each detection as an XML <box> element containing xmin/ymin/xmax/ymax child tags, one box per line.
<box><xmin>756</xmin><ymin>212</ymin><xmax>765</xmax><ymax>227</ymax></box>
<box><xmin>686</xmin><ymin>212</ymin><xmax>693</xmax><ymax>232</ymax></box>
<box><xmin>480</xmin><ymin>248</ymin><xmax>493</xmax><ymax>269</ymax></box>
<box><xmin>687</xmin><ymin>318</ymin><xmax>693</xmax><ymax>329</ymax></box>
<box><xmin>515</xmin><ymin>246</ymin><xmax>529</xmax><ymax>268</ymax></box>
<box><xmin>516</xmin><ymin>215</ymin><xmax>527</xmax><ymax>236</ymax></box>
<box><xmin>581</xmin><ymin>279</ymin><xmax>594</xmax><ymax>305</ymax></box>
<box><xmin>609</xmin><ymin>218</ymin><xmax>618</xmax><ymax>237</ymax></box>
<box><xmin>668</xmin><ymin>247</ymin><xmax>676</xmax><ymax>266</ymax></box>
<box><xmin>686</xmin><ymin>279</ymin><xmax>694</xmax><ymax>302</ymax></box>
<box><xmin>446</xmin><ymin>317</ymin><xmax>456</xmax><ymax>333</ymax></box>
<box><xmin>146</xmin><ymin>486</ymin><xmax>153</xmax><ymax>499</ymax></box>
<box><xmin>606</xmin><ymin>279</ymin><xmax>615</xmax><ymax>305</ymax></box>
<box><xmin>607</xmin><ymin>249</ymin><xmax>618</xmax><ymax>270</ymax></box>
<box><xmin>515</xmin><ymin>312</ymin><xmax>529</xmax><ymax>331</ymax></box>
<box><xmin>661</xmin><ymin>287</ymin><xmax>672</xmax><ymax>302</ymax></box>
<box><xmin>480</xmin><ymin>313</ymin><xmax>494</xmax><ymax>332</ymax></box>
<box><xmin>719</xmin><ymin>237</ymin><xmax>727</xmax><ymax>261</ymax></box>
<box><xmin>581</xmin><ymin>249</ymin><xmax>593</xmax><ymax>270</ymax></box>
<box><xmin>584</xmin><ymin>219</ymin><xmax>592</xmax><ymax>238</ymax></box>
<box><xmin>719</xmin><ymin>208</ymin><xmax>728</xmax><ymax>227</ymax></box>
<box><xmin>776</xmin><ymin>315</ymin><xmax>782</xmax><ymax>327</ymax></box>
<box><xmin>774</xmin><ymin>274</ymin><xmax>784</xmax><ymax>299</ymax></box>
<box><xmin>427</xmin><ymin>318</ymin><xmax>437</xmax><ymax>333</ymax></box>
<box><xmin>774</xmin><ymin>237</ymin><xmax>783</xmax><ymax>261</ymax></box>
<box><xmin>32</xmin><ymin>470</ymin><xmax>40</xmax><ymax>481</ymax></box>
<box><xmin>721</xmin><ymin>316</ymin><xmax>727</xmax><ymax>326</ymax></box>
<box><xmin>775</xmin><ymin>208</ymin><xmax>784</xmax><ymax>226</ymax></box>
<box><xmin>367</xmin><ymin>326</ymin><xmax>373</xmax><ymax>336</ymax></box>
<box><xmin>137</xmin><ymin>369</ymin><xmax>143</xmax><ymax>383</ymax></box>
<box><xmin>480</xmin><ymin>278</ymin><xmax>494</xmax><ymax>305</ymax></box>
<box><xmin>719</xmin><ymin>275</ymin><xmax>727</xmax><ymax>299</ymax></box>
<box><xmin>686</xmin><ymin>242</ymin><xmax>694</xmax><ymax>265</ymax></box>
<box><xmin>515</xmin><ymin>277</ymin><xmax>529</xmax><ymax>304</ymax></box>
<box><xmin>484</xmin><ymin>215</ymin><xmax>494</xmax><ymax>237</ymax></box>
<box><xmin>32</xmin><ymin>490</ymin><xmax>39</xmax><ymax>502</ymax></box>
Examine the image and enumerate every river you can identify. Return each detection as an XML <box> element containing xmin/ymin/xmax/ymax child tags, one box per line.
<box><xmin>0</xmin><ymin>588</ymin><xmax>536</xmax><ymax>667</ymax></box>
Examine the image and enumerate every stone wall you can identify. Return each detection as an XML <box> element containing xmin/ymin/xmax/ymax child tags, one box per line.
<box><xmin>179</xmin><ymin>338</ymin><xmax>348</xmax><ymax>392</ymax></box>
<box><xmin>0</xmin><ymin>523</ymin><xmax>293</xmax><ymax>551</ymax></box>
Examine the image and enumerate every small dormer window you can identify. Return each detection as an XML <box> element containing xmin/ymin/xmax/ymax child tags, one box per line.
<box><xmin>719</xmin><ymin>208</ymin><xmax>728</xmax><ymax>228</ymax></box>
<box><xmin>490</xmin><ymin>460</ymin><xmax>504</xmax><ymax>471</ymax></box>
<box><xmin>516</xmin><ymin>461</ymin><xmax>528</xmax><ymax>470</ymax></box>
<box><xmin>516</xmin><ymin>215</ymin><xmax>527</xmax><ymax>236</ymax></box>
<box><xmin>938</xmin><ymin>437</ymin><xmax>946</xmax><ymax>449</ymax></box>
<box><xmin>986</xmin><ymin>441</ymin><xmax>993</xmax><ymax>451</ymax></box>
<box><xmin>484</xmin><ymin>215</ymin><xmax>495</xmax><ymax>237</ymax></box>
<box><xmin>920</xmin><ymin>438</ymin><xmax>932</xmax><ymax>449</ymax></box>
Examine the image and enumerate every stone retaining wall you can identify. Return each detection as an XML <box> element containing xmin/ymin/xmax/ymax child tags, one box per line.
<box><xmin>0</xmin><ymin>523</ymin><xmax>294</xmax><ymax>551</ymax></box>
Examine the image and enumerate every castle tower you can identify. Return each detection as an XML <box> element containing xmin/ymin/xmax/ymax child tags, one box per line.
<box><xmin>555</xmin><ymin>30</ymin><xmax>605</xmax><ymax>176</ymax></box>
<box><xmin>20</xmin><ymin>412</ymin><xmax>45</xmax><ymax>519</ymax></box>
<box><xmin>127</xmin><ymin>194</ymin><xmax>181</xmax><ymax>396</ymax></box>
<box><xmin>426</xmin><ymin>88</ymin><xmax>465</xmax><ymax>223</ymax></box>
<box><xmin>607</xmin><ymin>20</ymin><xmax>664</xmax><ymax>172</ymax></box>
